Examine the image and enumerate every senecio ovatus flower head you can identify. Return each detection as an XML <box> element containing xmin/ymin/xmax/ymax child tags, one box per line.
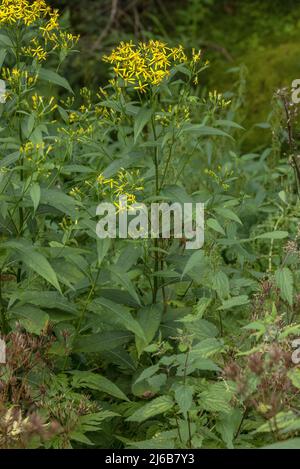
<box><xmin>103</xmin><ymin>40</ymin><xmax>188</xmax><ymax>93</ymax></box>
<box><xmin>0</xmin><ymin>0</ymin><xmax>54</xmax><ymax>26</ymax></box>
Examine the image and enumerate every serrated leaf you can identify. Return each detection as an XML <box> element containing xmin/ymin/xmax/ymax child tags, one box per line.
<box><xmin>127</xmin><ymin>395</ymin><xmax>173</xmax><ymax>423</ymax></box>
<box><xmin>275</xmin><ymin>267</ymin><xmax>294</xmax><ymax>306</ymax></box>
<box><xmin>219</xmin><ymin>295</ymin><xmax>249</xmax><ymax>310</ymax></box>
<box><xmin>213</xmin><ymin>271</ymin><xmax>230</xmax><ymax>299</ymax></box>
<box><xmin>174</xmin><ymin>384</ymin><xmax>194</xmax><ymax>419</ymax></box>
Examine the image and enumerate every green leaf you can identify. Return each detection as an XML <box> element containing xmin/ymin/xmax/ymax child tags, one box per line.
<box><xmin>40</xmin><ymin>188</ymin><xmax>78</xmax><ymax>217</ymax></box>
<box><xmin>88</xmin><ymin>298</ymin><xmax>146</xmax><ymax>340</ymax></box>
<box><xmin>127</xmin><ymin>396</ymin><xmax>173</xmax><ymax>423</ymax></box>
<box><xmin>30</xmin><ymin>183</ymin><xmax>41</xmax><ymax>213</ymax></box>
<box><xmin>181</xmin><ymin>250</ymin><xmax>204</xmax><ymax>279</ymax></box>
<box><xmin>134</xmin><ymin>364</ymin><xmax>160</xmax><ymax>384</ymax></box>
<box><xmin>134</xmin><ymin>107</ymin><xmax>153</xmax><ymax>143</ymax></box>
<box><xmin>287</xmin><ymin>368</ymin><xmax>300</xmax><ymax>389</ymax></box>
<box><xmin>135</xmin><ymin>304</ymin><xmax>162</xmax><ymax>357</ymax></box>
<box><xmin>199</xmin><ymin>383</ymin><xmax>233</xmax><ymax>413</ymax></box>
<box><xmin>3</xmin><ymin>240</ymin><xmax>61</xmax><ymax>292</ymax></box>
<box><xmin>219</xmin><ymin>295</ymin><xmax>249</xmax><ymax>310</ymax></box>
<box><xmin>70</xmin><ymin>371</ymin><xmax>129</xmax><ymax>401</ymax></box>
<box><xmin>263</xmin><ymin>438</ymin><xmax>300</xmax><ymax>449</ymax></box>
<box><xmin>8</xmin><ymin>304</ymin><xmax>49</xmax><ymax>334</ymax></box>
<box><xmin>255</xmin><ymin>231</ymin><xmax>289</xmax><ymax>240</ymax></box>
<box><xmin>207</xmin><ymin>217</ymin><xmax>225</xmax><ymax>235</ymax></box>
<box><xmin>214</xmin><ymin>207</ymin><xmax>242</xmax><ymax>225</ymax></box>
<box><xmin>38</xmin><ymin>68</ymin><xmax>73</xmax><ymax>93</ymax></box>
<box><xmin>215</xmin><ymin>119</ymin><xmax>245</xmax><ymax>130</ymax></box>
<box><xmin>275</xmin><ymin>267</ymin><xmax>294</xmax><ymax>306</ymax></box>
<box><xmin>0</xmin><ymin>49</ymin><xmax>7</xmax><ymax>68</ymax></box>
<box><xmin>182</xmin><ymin>124</ymin><xmax>233</xmax><ymax>139</ymax></box>
<box><xmin>109</xmin><ymin>266</ymin><xmax>141</xmax><ymax>306</ymax></box>
<box><xmin>190</xmin><ymin>338</ymin><xmax>224</xmax><ymax>358</ymax></box>
<box><xmin>212</xmin><ymin>271</ymin><xmax>230</xmax><ymax>299</ymax></box>
<box><xmin>174</xmin><ymin>384</ymin><xmax>194</xmax><ymax>419</ymax></box>
<box><xmin>73</xmin><ymin>331</ymin><xmax>132</xmax><ymax>353</ymax></box>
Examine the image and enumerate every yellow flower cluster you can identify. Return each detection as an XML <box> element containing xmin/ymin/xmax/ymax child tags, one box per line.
<box><xmin>20</xmin><ymin>141</ymin><xmax>52</xmax><ymax>165</ymax></box>
<box><xmin>97</xmin><ymin>169</ymin><xmax>144</xmax><ymax>211</ymax></box>
<box><xmin>1</xmin><ymin>67</ymin><xmax>37</xmax><ymax>95</ymax></box>
<box><xmin>0</xmin><ymin>0</ymin><xmax>52</xmax><ymax>26</ymax></box>
<box><xmin>49</xmin><ymin>31</ymin><xmax>80</xmax><ymax>51</ymax></box>
<box><xmin>22</xmin><ymin>38</ymin><xmax>47</xmax><ymax>61</ymax></box>
<box><xmin>103</xmin><ymin>40</ymin><xmax>187</xmax><ymax>93</ymax></box>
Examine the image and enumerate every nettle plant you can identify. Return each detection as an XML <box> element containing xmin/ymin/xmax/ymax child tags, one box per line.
<box><xmin>0</xmin><ymin>0</ymin><xmax>300</xmax><ymax>450</ymax></box>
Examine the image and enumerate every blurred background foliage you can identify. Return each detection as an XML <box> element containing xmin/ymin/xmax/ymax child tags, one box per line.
<box><xmin>50</xmin><ymin>0</ymin><xmax>300</xmax><ymax>148</ymax></box>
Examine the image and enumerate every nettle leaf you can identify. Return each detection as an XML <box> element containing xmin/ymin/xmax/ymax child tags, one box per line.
<box><xmin>134</xmin><ymin>364</ymin><xmax>160</xmax><ymax>385</ymax></box>
<box><xmin>219</xmin><ymin>295</ymin><xmax>249</xmax><ymax>310</ymax></box>
<box><xmin>190</xmin><ymin>338</ymin><xmax>224</xmax><ymax>358</ymax></box>
<box><xmin>199</xmin><ymin>382</ymin><xmax>233</xmax><ymax>413</ymax></box>
<box><xmin>126</xmin><ymin>395</ymin><xmax>173</xmax><ymax>423</ymax></box>
<box><xmin>88</xmin><ymin>298</ymin><xmax>146</xmax><ymax>340</ymax></box>
<box><xmin>179</xmin><ymin>298</ymin><xmax>211</xmax><ymax>322</ymax></box>
<box><xmin>134</xmin><ymin>107</ymin><xmax>153</xmax><ymax>143</ymax></box>
<box><xmin>212</xmin><ymin>271</ymin><xmax>230</xmax><ymax>299</ymax></box>
<box><xmin>275</xmin><ymin>267</ymin><xmax>294</xmax><ymax>306</ymax></box>
<box><xmin>263</xmin><ymin>439</ymin><xmax>300</xmax><ymax>449</ymax></box>
<box><xmin>216</xmin><ymin>409</ymin><xmax>243</xmax><ymax>449</ymax></box>
<box><xmin>174</xmin><ymin>384</ymin><xmax>194</xmax><ymax>419</ymax></box>
<box><xmin>70</xmin><ymin>370</ymin><xmax>129</xmax><ymax>401</ymax></box>
<box><xmin>3</xmin><ymin>240</ymin><xmax>61</xmax><ymax>293</ymax></box>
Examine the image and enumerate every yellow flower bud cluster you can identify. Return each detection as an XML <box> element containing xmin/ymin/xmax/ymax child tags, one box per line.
<box><xmin>97</xmin><ymin>169</ymin><xmax>144</xmax><ymax>211</ymax></box>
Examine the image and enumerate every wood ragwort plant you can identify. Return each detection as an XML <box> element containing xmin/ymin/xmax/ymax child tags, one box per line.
<box><xmin>1</xmin><ymin>0</ymin><xmax>300</xmax><ymax>449</ymax></box>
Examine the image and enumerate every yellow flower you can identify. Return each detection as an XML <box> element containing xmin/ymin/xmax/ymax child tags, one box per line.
<box><xmin>0</xmin><ymin>0</ymin><xmax>53</xmax><ymax>26</ymax></box>
<box><xmin>103</xmin><ymin>40</ymin><xmax>187</xmax><ymax>93</ymax></box>
<box><xmin>22</xmin><ymin>39</ymin><xmax>47</xmax><ymax>61</ymax></box>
